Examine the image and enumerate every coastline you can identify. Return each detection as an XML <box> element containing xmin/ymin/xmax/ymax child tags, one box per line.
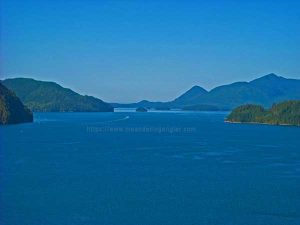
<box><xmin>224</xmin><ymin>120</ymin><xmax>300</xmax><ymax>127</ymax></box>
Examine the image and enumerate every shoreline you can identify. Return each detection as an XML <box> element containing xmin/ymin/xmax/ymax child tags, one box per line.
<box><xmin>225</xmin><ymin>120</ymin><xmax>300</xmax><ymax>127</ymax></box>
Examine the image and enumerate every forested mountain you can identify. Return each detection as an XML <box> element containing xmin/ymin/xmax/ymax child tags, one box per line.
<box><xmin>0</xmin><ymin>83</ymin><xmax>33</xmax><ymax>124</ymax></box>
<box><xmin>2</xmin><ymin>78</ymin><xmax>114</xmax><ymax>112</ymax></box>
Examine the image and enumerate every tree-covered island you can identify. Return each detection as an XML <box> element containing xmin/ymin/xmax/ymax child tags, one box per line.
<box><xmin>226</xmin><ymin>100</ymin><xmax>300</xmax><ymax>126</ymax></box>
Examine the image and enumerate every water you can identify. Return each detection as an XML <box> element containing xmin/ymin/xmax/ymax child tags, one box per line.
<box><xmin>1</xmin><ymin>111</ymin><xmax>300</xmax><ymax>225</ymax></box>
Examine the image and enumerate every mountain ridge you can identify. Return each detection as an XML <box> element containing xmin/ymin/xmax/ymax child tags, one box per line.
<box><xmin>2</xmin><ymin>78</ymin><xmax>114</xmax><ymax>112</ymax></box>
<box><xmin>3</xmin><ymin>74</ymin><xmax>300</xmax><ymax>111</ymax></box>
<box><xmin>112</xmin><ymin>73</ymin><xmax>300</xmax><ymax>109</ymax></box>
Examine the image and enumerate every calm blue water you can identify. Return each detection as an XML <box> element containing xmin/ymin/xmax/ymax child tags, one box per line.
<box><xmin>1</xmin><ymin>111</ymin><xmax>300</xmax><ymax>225</ymax></box>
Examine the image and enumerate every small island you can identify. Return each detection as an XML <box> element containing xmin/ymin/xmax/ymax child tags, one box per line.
<box><xmin>0</xmin><ymin>83</ymin><xmax>33</xmax><ymax>125</ymax></box>
<box><xmin>136</xmin><ymin>107</ymin><xmax>148</xmax><ymax>112</ymax></box>
<box><xmin>226</xmin><ymin>100</ymin><xmax>300</xmax><ymax>126</ymax></box>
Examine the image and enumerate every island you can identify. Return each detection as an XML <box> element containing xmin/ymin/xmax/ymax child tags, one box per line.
<box><xmin>226</xmin><ymin>100</ymin><xmax>300</xmax><ymax>126</ymax></box>
<box><xmin>136</xmin><ymin>107</ymin><xmax>148</xmax><ymax>112</ymax></box>
<box><xmin>0</xmin><ymin>83</ymin><xmax>33</xmax><ymax>125</ymax></box>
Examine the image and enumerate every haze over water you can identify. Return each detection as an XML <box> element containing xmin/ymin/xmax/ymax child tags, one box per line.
<box><xmin>1</xmin><ymin>111</ymin><xmax>300</xmax><ymax>225</ymax></box>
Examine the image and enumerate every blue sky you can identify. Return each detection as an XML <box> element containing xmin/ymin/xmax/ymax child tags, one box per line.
<box><xmin>1</xmin><ymin>0</ymin><xmax>300</xmax><ymax>102</ymax></box>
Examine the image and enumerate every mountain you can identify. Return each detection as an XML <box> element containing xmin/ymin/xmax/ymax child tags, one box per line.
<box><xmin>192</xmin><ymin>74</ymin><xmax>300</xmax><ymax>108</ymax></box>
<box><xmin>112</xmin><ymin>73</ymin><xmax>300</xmax><ymax>110</ymax></box>
<box><xmin>112</xmin><ymin>86</ymin><xmax>208</xmax><ymax>109</ymax></box>
<box><xmin>0</xmin><ymin>83</ymin><xmax>33</xmax><ymax>124</ymax></box>
<box><xmin>172</xmin><ymin>86</ymin><xmax>207</xmax><ymax>105</ymax></box>
<box><xmin>2</xmin><ymin>78</ymin><xmax>114</xmax><ymax>112</ymax></box>
<box><xmin>226</xmin><ymin>100</ymin><xmax>300</xmax><ymax>126</ymax></box>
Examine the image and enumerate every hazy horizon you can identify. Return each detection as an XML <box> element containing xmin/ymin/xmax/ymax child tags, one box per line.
<box><xmin>1</xmin><ymin>0</ymin><xmax>300</xmax><ymax>102</ymax></box>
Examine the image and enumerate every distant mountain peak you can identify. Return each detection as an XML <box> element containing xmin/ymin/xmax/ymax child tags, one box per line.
<box><xmin>250</xmin><ymin>73</ymin><xmax>284</xmax><ymax>84</ymax></box>
<box><xmin>267</xmin><ymin>73</ymin><xmax>278</xmax><ymax>76</ymax></box>
<box><xmin>185</xmin><ymin>85</ymin><xmax>207</xmax><ymax>94</ymax></box>
<box><xmin>173</xmin><ymin>85</ymin><xmax>207</xmax><ymax>104</ymax></box>
<box><xmin>190</xmin><ymin>85</ymin><xmax>205</xmax><ymax>90</ymax></box>
<box><xmin>260</xmin><ymin>73</ymin><xmax>282</xmax><ymax>80</ymax></box>
<box><xmin>138</xmin><ymin>100</ymin><xmax>150</xmax><ymax>104</ymax></box>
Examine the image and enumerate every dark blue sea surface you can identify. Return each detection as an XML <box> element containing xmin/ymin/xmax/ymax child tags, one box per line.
<box><xmin>1</xmin><ymin>111</ymin><xmax>300</xmax><ymax>225</ymax></box>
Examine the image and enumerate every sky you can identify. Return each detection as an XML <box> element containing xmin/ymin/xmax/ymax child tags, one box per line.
<box><xmin>1</xmin><ymin>0</ymin><xmax>300</xmax><ymax>103</ymax></box>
